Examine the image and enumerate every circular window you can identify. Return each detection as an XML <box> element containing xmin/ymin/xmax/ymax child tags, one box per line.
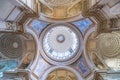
<box><xmin>40</xmin><ymin>23</ymin><xmax>83</xmax><ymax>65</ymax></box>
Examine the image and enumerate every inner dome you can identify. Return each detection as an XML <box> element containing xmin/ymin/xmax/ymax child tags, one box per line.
<box><xmin>42</xmin><ymin>24</ymin><xmax>80</xmax><ymax>61</ymax></box>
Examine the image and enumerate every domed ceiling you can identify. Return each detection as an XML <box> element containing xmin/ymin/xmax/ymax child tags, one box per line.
<box><xmin>39</xmin><ymin>23</ymin><xmax>83</xmax><ymax>65</ymax></box>
<box><xmin>29</xmin><ymin>18</ymin><xmax>93</xmax><ymax>80</ymax></box>
<box><xmin>87</xmin><ymin>31</ymin><xmax>120</xmax><ymax>70</ymax></box>
<box><xmin>46</xmin><ymin>69</ymin><xmax>78</xmax><ymax>80</ymax></box>
<box><xmin>0</xmin><ymin>0</ymin><xmax>120</xmax><ymax>80</ymax></box>
<box><xmin>0</xmin><ymin>33</ymin><xmax>25</xmax><ymax>59</ymax></box>
<box><xmin>0</xmin><ymin>33</ymin><xmax>36</xmax><ymax>78</ymax></box>
<box><xmin>40</xmin><ymin>0</ymin><xmax>82</xmax><ymax>19</ymax></box>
